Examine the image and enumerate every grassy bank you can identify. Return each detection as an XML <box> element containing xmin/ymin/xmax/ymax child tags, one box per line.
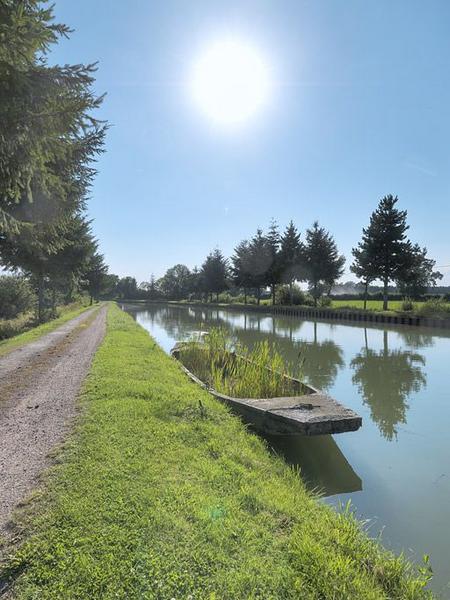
<box><xmin>0</xmin><ymin>302</ymin><xmax>93</xmax><ymax>358</ymax></box>
<box><xmin>331</xmin><ymin>299</ymin><xmax>412</xmax><ymax>311</ymax></box>
<box><xmin>1</xmin><ymin>304</ymin><xmax>433</xmax><ymax>598</ymax></box>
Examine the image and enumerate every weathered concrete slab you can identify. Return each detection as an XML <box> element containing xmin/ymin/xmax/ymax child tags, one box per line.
<box><xmin>172</xmin><ymin>346</ymin><xmax>362</xmax><ymax>436</ymax></box>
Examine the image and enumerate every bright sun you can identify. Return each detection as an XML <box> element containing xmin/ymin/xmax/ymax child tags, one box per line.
<box><xmin>190</xmin><ymin>39</ymin><xmax>271</xmax><ymax>127</ymax></box>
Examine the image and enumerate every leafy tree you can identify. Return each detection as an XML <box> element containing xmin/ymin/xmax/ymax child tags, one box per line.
<box><xmin>158</xmin><ymin>265</ymin><xmax>192</xmax><ymax>300</ymax></box>
<box><xmin>304</xmin><ymin>221</ymin><xmax>345</xmax><ymax>306</ymax></box>
<box><xmin>279</xmin><ymin>221</ymin><xmax>304</xmax><ymax>304</ymax></box>
<box><xmin>353</xmin><ymin>195</ymin><xmax>409</xmax><ymax>310</ymax></box>
<box><xmin>100</xmin><ymin>274</ymin><xmax>119</xmax><ymax>299</ymax></box>
<box><xmin>188</xmin><ymin>267</ymin><xmax>203</xmax><ymax>301</ymax></box>
<box><xmin>396</xmin><ymin>244</ymin><xmax>443</xmax><ymax>299</ymax></box>
<box><xmin>201</xmin><ymin>249</ymin><xmax>229</xmax><ymax>302</ymax></box>
<box><xmin>116</xmin><ymin>277</ymin><xmax>138</xmax><ymax>300</ymax></box>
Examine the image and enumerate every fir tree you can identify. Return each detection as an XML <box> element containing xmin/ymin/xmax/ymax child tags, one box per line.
<box><xmin>304</xmin><ymin>221</ymin><xmax>345</xmax><ymax>306</ymax></box>
<box><xmin>231</xmin><ymin>240</ymin><xmax>252</xmax><ymax>303</ymax></box>
<box><xmin>265</xmin><ymin>219</ymin><xmax>281</xmax><ymax>305</ymax></box>
<box><xmin>279</xmin><ymin>221</ymin><xmax>304</xmax><ymax>304</ymax></box>
<box><xmin>201</xmin><ymin>249</ymin><xmax>229</xmax><ymax>302</ymax></box>
<box><xmin>247</xmin><ymin>229</ymin><xmax>272</xmax><ymax>305</ymax></box>
<box><xmin>353</xmin><ymin>195</ymin><xmax>409</xmax><ymax>310</ymax></box>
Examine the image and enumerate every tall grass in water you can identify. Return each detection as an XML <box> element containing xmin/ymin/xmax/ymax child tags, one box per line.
<box><xmin>178</xmin><ymin>327</ymin><xmax>304</xmax><ymax>399</ymax></box>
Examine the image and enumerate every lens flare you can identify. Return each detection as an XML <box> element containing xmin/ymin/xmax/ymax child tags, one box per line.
<box><xmin>190</xmin><ymin>38</ymin><xmax>271</xmax><ymax>127</ymax></box>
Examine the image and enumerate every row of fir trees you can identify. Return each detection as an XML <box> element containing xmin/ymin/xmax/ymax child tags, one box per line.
<box><xmin>152</xmin><ymin>196</ymin><xmax>441</xmax><ymax>309</ymax></box>
<box><xmin>154</xmin><ymin>219</ymin><xmax>346</xmax><ymax>306</ymax></box>
<box><xmin>0</xmin><ymin>1</ymin><xmax>110</xmax><ymax>320</ymax></box>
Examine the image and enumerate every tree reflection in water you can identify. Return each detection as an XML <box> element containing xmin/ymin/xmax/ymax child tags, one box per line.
<box><xmin>299</xmin><ymin>322</ymin><xmax>344</xmax><ymax>391</ymax></box>
<box><xmin>351</xmin><ymin>330</ymin><xmax>426</xmax><ymax>441</ymax></box>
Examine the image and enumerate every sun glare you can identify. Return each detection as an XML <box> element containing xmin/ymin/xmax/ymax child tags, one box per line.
<box><xmin>190</xmin><ymin>38</ymin><xmax>271</xmax><ymax>127</ymax></box>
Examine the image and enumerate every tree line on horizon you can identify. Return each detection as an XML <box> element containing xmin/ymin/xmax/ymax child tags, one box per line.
<box><xmin>0</xmin><ymin>2</ymin><xmax>110</xmax><ymax>321</ymax></box>
<box><xmin>126</xmin><ymin>195</ymin><xmax>441</xmax><ymax>310</ymax></box>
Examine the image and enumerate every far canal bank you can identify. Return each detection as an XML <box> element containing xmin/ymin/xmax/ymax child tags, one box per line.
<box><xmin>123</xmin><ymin>301</ymin><xmax>450</xmax><ymax>597</ymax></box>
<box><xmin>163</xmin><ymin>300</ymin><xmax>450</xmax><ymax>330</ymax></box>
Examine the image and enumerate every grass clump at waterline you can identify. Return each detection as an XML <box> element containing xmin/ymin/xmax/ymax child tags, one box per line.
<box><xmin>1</xmin><ymin>304</ymin><xmax>433</xmax><ymax>599</ymax></box>
<box><xmin>178</xmin><ymin>327</ymin><xmax>306</xmax><ymax>398</ymax></box>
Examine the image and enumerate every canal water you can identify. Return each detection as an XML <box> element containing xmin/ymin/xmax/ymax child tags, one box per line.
<box><xmin>123</xmin><ymin>302</ymin><xmax>450</xmax><ymax>596</ymax></box>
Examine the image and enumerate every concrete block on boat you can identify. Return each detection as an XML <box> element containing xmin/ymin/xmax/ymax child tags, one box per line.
<box><xmin>171</xmin><ymin>344</ymin><xmax>362</xmax><ymax>436</ymax></box>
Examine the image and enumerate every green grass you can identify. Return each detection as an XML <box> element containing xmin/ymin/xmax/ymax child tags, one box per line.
<box><xmin>0</xmin><ymin>302</ymin><xmax>93</xmax><ymax>358</ymax></box>
<box><xmin>331</xmin><ymin>299</ymin><xmax>411</xmax><ymax>311</ymax></box>
<box><xmin>0</xmin><ymin>304</ymin><xmax>433</xmax><ymax>599</ymax></box>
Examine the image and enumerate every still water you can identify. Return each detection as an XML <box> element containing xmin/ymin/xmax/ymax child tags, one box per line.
<box><xmin>124</xmin><ymin>302</ymin><xmax>450</xmax><ymax>596</ymax></box>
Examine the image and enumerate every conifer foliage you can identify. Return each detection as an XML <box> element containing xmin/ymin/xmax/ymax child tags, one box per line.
<box><xmin>0</xmin><ymin>1</ymin><xmax>109</xmax><ymax>320</ymax></box>
<box><xmin>351</xmin><ymin>195</ymin><xmax>441</xmax><ymax>309</ymax></box>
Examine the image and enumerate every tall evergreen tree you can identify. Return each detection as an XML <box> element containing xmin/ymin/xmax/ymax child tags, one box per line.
<box><xmin>304</xmin><ymin>221</ymin><xmax>345</xmax><ymax>306</ymax></box>
<box><xmin>279</xmin><ymin>221</ymin><xmax>304</xmax><ymax>304</ymax></box>
<box><xmin>0</xmin><ymin>1</ymin><xmax>106</xmax><ymax>234</ymax></box>
<box><xmin>247</xmin><ymin>229</ymin><xmax>272</xmax><ymax>305</ymax></box>
<box><xmin>265</xmin><ymin>219</ymin><xmax>281</xmax><ymax>305</ymax></box>
<box><xmin>201</xmin><ymin>249</ymin><xmax>228</xmax><ymax>302</ymax></box>
<box><xmin>353</xmin><ymin>195</ymin><xmax>409</xmax><ymax>310</ymax></box>
<box><xmin>83</xmin><ymin>252</ymin><xmax>108</xmax><ymax>304</ymax></box>
<box><xmin>231</xmin><ymin>240</ymin><xmax>252</xmax><ymax>303</ymax></box>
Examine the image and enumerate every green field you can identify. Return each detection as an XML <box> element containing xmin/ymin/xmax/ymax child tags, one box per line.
<box><xmin>1</xmin><ymin>304</ymin><xmax>433</xmax><ymax>599</ymax></box>
<box><xmin>330</xmin><ymin>299</ymin><xmax>418</xmax><ymax>312</ymax></box>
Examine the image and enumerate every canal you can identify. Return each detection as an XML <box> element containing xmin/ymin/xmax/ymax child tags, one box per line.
<box><xmin>124</xmin><ymin>302</ymin><xmax>450</xmax><ymax>596</ymax></box>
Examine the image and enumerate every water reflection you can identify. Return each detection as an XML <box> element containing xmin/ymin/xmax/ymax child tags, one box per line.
<box><xmin>300</xmin><ymin>322</ymin><xmax>344</xmax><ymax>391</ymax></box>
<box><xmin>263</xmin><ymin>433</ymin><xmax>362</xmax><ymax>496</ymax></box>
<box><xmin>350</xmin><ymin>330</ymin><xmax>426</xmax><ymax>441</ymax></box>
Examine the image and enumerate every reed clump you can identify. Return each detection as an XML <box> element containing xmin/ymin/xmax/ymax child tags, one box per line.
<box><xmin>178</xmin><ymin>327</ymin><xmax>304</xmax><ymax>399</ymax></box>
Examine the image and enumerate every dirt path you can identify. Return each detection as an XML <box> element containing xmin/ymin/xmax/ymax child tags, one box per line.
<box><xmin>0</xmin><ymin>305</ymin><xmax>107</xmax><ymax>536</ymax></box>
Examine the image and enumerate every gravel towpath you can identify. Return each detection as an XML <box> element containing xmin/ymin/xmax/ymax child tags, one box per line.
<box><xmin>0</xmin><ymin>305</ymin><xmax>107</xmax><ymax>536</ymax></box>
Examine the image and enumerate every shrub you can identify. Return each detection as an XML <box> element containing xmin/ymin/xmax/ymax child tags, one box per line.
<box><xmin>0</xmin><ymin>275</ymin><xmax>35</xmax><ymax>319</ymax></box>
<box><xmin>277</xmin><ymin>284</ymin><xmax>309</xmax><ymax>306</ymax></box>
<box><xmin>401</xmin><ymin>297</ymin><xmax>414</xmax><ymax>312</ymax></box>
<box><xmin>0</xmin><ymin>313</ymin><xmax>32</xmax><ymax>340</ymax></box>
<box><xmin>417</xmin><ymin>298</ymin><xmax>450</xmax><ymax>319</ymax></box>
<box><xmin>317</xmin><ymin>295</ymin><xmax>332</xmax><ymax>308</ymax></box>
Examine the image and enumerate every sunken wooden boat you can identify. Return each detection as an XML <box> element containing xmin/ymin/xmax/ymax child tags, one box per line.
<box><xmin>171</xmin><ymin>342</ymin><xmax>362</xmax><ymax>436</ymax></box>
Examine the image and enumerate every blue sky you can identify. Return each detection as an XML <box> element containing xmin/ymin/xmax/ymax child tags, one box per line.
<box><xmin>52</xmin><ymin>0</ymin><xmax>450</xmax><ymax>283</ymax></box>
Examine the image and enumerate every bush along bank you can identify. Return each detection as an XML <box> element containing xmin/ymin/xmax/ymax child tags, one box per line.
<box><xmin>0</xmin><ymin>304</ymin><xmax>433</xmax><ymax>599</ymax></box>
<box><xmin>0</xmin><ymin>302</ymin><xmax>94</xmax><ymax>357</ymax></box>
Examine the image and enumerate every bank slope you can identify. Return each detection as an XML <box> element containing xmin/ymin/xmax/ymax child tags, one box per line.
<box><xmin>1</xmin><ymin>304</ymin><xmax>432</xmax><ymax>599</ymax></box>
